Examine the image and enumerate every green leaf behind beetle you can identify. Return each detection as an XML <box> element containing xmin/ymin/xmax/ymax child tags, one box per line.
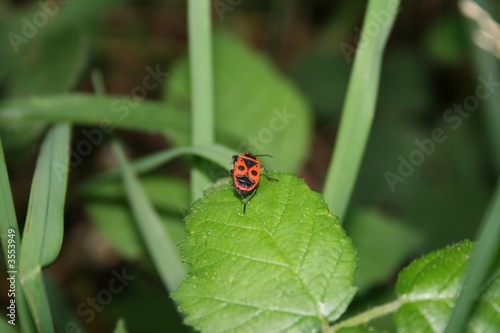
<box><xmin>166</xmin><ymin>32</ymin><xmax>312</xmax><ymax>172</ymax></box>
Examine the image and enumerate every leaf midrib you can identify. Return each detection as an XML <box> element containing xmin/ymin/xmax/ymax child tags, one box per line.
<box><xmin>253</xmin><ymin>177</ymin><xmax>325</xmax><ymax>322</ymax></box>
<box><xmin>180</xmin><ymin>294</ymin><xmax>315</xmax><ymax>317</ymax></box>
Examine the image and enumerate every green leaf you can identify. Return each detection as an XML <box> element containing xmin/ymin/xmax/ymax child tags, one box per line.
<box><xmin>395</xmin><ymin>241</ymin><xmax>500</xmax><ymax>332</ymax></box>
<box><xmin>166</xmin><ymin>31</ymin><xmax>312</xmax><ymax>172</ymax></box>
<box><xmin>5</xmin><ymin>27</ymin><xmax>88</xmax><ymax>98</ymax></box>
<box><xmin>347</xmin><ymin>208</ymin><xmax>422</xmax><ymax>292</ymax></box>
<box><xmin>83</xmin><ymin>145</ymin><xmax>236</xmax><ymax>260</ymax></box>
<box><xmin>33</xmin><ymin>124</ymin><xmax>72</xmax><ymax>266</ymax></box>
<box><xmin>174</xmin><ymin>173</ymin><xmax>357</xmax><ymax>332</ymax></box>
<box><xmin>188</xmin><ymin>0</ymin><xmax>216</xmax><ymax>198</ymax></box>
<box><xmin>84</xmin><ymin>144</ymin><xmax>236</xmax><ymax>186</ymax></box>
<box><xmin>0</xmin><ymin>25</ymin><xmax>86</xmax><ymax>151</ymax></box>
<box><xmin>0</xmin><ymin>94</ymin><xmax>189</xmax><ymax>142</ymax></box>
<box><xmin>20</xmin><ymin>123</ymin><xmax>71</xmax><ymax>332</ymax></box>
<box><xmin>113</xmin><ymin>140</ymin><xmax>187</xmax><ymax>291</ymax></box>
<box><xmin>323</xmin><ymin>0</ymin><xmax>400</xmax><ymax>220</ymax></box>
<box><xmin>84</xmin><ymin>174</ymin><xmax>189</xmax><ymax>260</ymax></box>
<box><xmin>0</xmin><ymin>137</ymin><xmax>19</xmax><ymax>262</ymax></box>
<box><xmin>0</xmin><ymin>0</ymin><xmax>121</xmax><ymax>154</ymax></box>
<box><xmin>444</xmin><ymin>177</ymin><xmax>500</xmax><ymax>332</ymax></box>
<box><xmin>0</xmin><ymin>0</ymin><xmax>120</xmax><ymax>78</ymax></box>
<box><xmin>0</xmin><ymin>137</ymin><xmax>34</xmax><ymax>332</ymax></box>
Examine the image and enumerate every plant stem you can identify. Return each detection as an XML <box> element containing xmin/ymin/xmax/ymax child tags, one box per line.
<box><xmin>188</xmin><ymin>0</ymin><xmax>215</xmax><ymax>199</ymax></box>
<box><xmin>322</xmin><ymin>0</ymin><xmax>400</xmax><ymax>221</ymax></box>
<box><xmin>325</xmin><ymin>299</ymin><xmax>402</xmax><ymax>333</ymax></box>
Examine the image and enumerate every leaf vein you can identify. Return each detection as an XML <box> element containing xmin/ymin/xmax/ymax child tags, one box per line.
<box><xmin>197</xmin><ymin>217</ymin><xmax>264</xmax><ymax>232</ymax></box>
<box><xmin>220</xmin><ymin>309</ymin><xmax>265</xmax><ymax>333</ymax></box>
<box><xmin>179</xmin><ymin>294</ymin><xmax>313</xmax><ymax>316</ymax></box>
<box><xmin>296</xmin><ymin>218</ymin><xmax>315</xmax><ymax>272</ymax></box>
<box><xmin>437</xmin><ymin>258</ymin><xmax>468</xmax><ymax>294</ymax></box>
<box><xmin>205</xmin><ymin>247</ymin><xmax>288</xmax><ymax>268</ymax></box>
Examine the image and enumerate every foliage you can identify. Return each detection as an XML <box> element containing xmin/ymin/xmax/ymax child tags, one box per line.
<box><xmin>395</xmin><ymin>241</ymin><xmax>500</xmax><ymax>333</ymax></box>
<box><xmin>165</xmin><ymin>31</ymin><xmax>312</xmax><ymax>172</ymax></box>
<box><xmin>174</xmin><ymin>173</ymin><xmax>357</xmax><ymax>332</ymax></box>
<box><xmin>0</xmin><ymin>0</ymin><xmax>498</xmax><ymax>332</ymax></box>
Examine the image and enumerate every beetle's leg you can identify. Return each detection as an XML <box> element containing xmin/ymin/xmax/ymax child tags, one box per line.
<box><xmin>261</xmin><ymin>166</ymin><xmax>279</xmax><ymax>182</ymax></box>
<box><xmin>242</xmin><ymin>188</ymin><xmax>257</xmax><ymax>213</ymax></box>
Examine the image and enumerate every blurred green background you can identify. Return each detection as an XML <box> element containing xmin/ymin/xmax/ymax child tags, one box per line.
<box><xmin>0</xmin><ymin>0</ymin><xmax>498</xmax><ymax>332</ymax></box>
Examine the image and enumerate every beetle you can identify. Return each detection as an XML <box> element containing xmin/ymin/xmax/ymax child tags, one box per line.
<box><xmin>230</xmin><ymin>153</ymin><xmax>278</xmax><ymax>213</ymax></box>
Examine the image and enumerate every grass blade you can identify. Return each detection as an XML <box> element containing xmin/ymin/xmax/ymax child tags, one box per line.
<box><xmin>460</xmin><ymin>0</ymin><xmax>500</xmax><ymax>169</ymax></box>
<box><xmin>0</xmin><ymin>137</ymin><xmax>35</xmax><ymax>331</ymax></box>
<box><xmin>188</xmin><ymin>0</ymin><xmax>215</xmax><ymax>198</ymax></box>
<box><xmin>444</xmin><ymin>3</ymin><xmax>500</xmax><ymax>330</ymax></box>
<box><xmin>322</xmin><ymin>0</ymin><xmax>401</xmax><ymax>220</ymax></box>
<box><xmin>130</xmin><ymin>144</ymin><xmax>235</xmax><ymax>174</ymax></box>
<box><xmin>82</xmin><ymin>144</ymin><xmax>237</xmax><ymax>188</ymax></box>
<box><xmin>0</xmin><ymin>140</ymin><xmax>19</xmax><ymax>236</ymax></box>
<box><xmin>20</xmin><ymin>123</ymin><xmax>71</xmax><ymax>332</ymax></box>
<box><xmin>0</xmin><ymin>94</ymin><xmax>189</xmax><ymax>143</ymax></box>
<box><xmin>113</xmin><ymin>139</ymin><xmax>186</xmax><ymax>291</ymax></box>
<box><xmin>444</xmin><ymin>177</ymin><xmax>500</xmax><ymax>333</ymax></box>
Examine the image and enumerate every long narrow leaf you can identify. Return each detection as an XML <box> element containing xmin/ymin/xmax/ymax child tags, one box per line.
<box><xmin>188</xmin><ymin>0</ymin><xmax>215</xmax><ymax>198</ymax></box>
<box><xmin>323</xmin><ymin>0</ymin><xmax>401</xmax><ymax>220</ymax></box>
<box><xmin>113</xmin><ymin>139</ymin><xmax>186</xmax><ymax>291</ymax></box>
<box><xmin>131</xmin><ymin>144</ymin><xmax>235</xmax><ymax>174</ymax></box>
<box><xmin>0</xmin><ymin>137</ymin><xmax>34</xmax><ymax>331</ymax></box>
<box><xmin>460</xmin><ymin>0</ymin><xmax>500</xmax><ymax>170</ymax></box>
<box><xmin>0</xmin><ymin>138</ymin><xmax>18</xmax><ymax>240</ymax></box>
<box><xmin>82</xmin><ymin>144</ymin><xmax>237</xmax><ymax>189</ymax></box>
<box><xmin>444</xmin><ymin>176</ymin><xmax>500</xmax><ymax>333</ymax></box>
<box><xmin>20</xmin><ymin>123</ymin><xmax>71</xmax><ymax>332</ymax></box>
<box><xmin>0</xmin><ymin>94</ymin><xmax>189</xmax><ymax>143</ymax></box>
